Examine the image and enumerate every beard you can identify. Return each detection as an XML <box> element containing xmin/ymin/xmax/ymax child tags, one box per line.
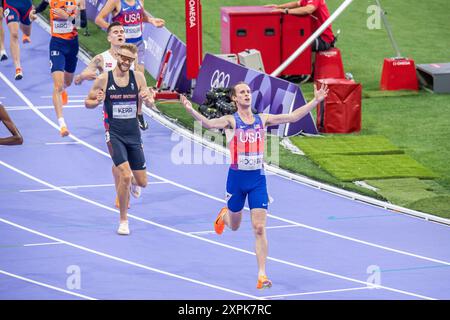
<box><xmin>117</xmin><ymin>61</ymin><xmax>130</xmax><ymax>73</ymax></box>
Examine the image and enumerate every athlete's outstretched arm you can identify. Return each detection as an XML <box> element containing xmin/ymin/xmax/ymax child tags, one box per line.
<box><xmin>142</xmin><ymin>0</ymin><xmax>165</xmax><ymax>27</ymax></box>
<box><xmin>0</xmin><ymin>105</ymin><xmax>23</xmax><ymax>145</ymax></box>
<box><xmin>95</xmin><ymin>0</ymin><xmax>118</xmax><ymax>29</ymax></box>
<box><xmin>263</xmin><ymin>83</ymin><xmax>328</xmax><ymax>127</ymax></box>
<box><xmin>180</xmin><ymin>95</ymin><xmax>233</xmax><ymax>130</ymax></box>
<box><xmin>75</xmin><ymin>54</ymin><xmax>103</xmax><ymax>85</ymax></box>
<box><xmin>85</xmin><ymin>74</ymin><xmax>107</xmax><ymax>109</ymax></box>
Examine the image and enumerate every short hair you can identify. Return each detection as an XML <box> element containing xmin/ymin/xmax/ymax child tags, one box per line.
<box><xmin>107</xmin><ymin>21</ymin><xmax>123</xmax><ymax>34</ymax></box>
<box><xmin>119</xmin><ymin>43</ymin><xmax>138</xmax><ymax>56</ymax></box>
<box><xmin>230</xmin><ymin>81</ymin><xmax>249</xmax><ymax>98</ymax></box>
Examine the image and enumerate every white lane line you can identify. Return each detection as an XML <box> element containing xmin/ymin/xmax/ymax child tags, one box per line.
<box><xmin>23</xmin><ymin>241</ymin><xmax>64</xmax><ymax>247</ymax></box>
<box><xmin>189</xmin><ymin>224</ymin><xmax>300</xmax><ymax>235</ymax></box>
<box><xmin>45</xmin><ymin>142</ymin><xmax>82</xmax><ymax>145</ymax></box>
<box><xmin>0</xmin><ymin>218</ymin><xmax>262</xmax><ymax>300</ymax></box>
<box><xmin>5</xmin><ymin>105</ymin><xmax>84</xmax><ymax>111</ymax></box>
<box><xmin>19</xmin><ymin>181</ymin><xmax>168</xmax><ymax>193</ymax></box>
<box><xmin>0</xmin><ymin>160</ymin><xmax>436</xmax><ymax>300</ymax></box>
<box><xmin>0</xmin><ymin>269</ymin><xmax>96</xmax><ymax>300</ymax></box>
<box><xmin>261</xmin><ymin>286</ymin><xmax>372</xmax><ymax>299</ymax></box>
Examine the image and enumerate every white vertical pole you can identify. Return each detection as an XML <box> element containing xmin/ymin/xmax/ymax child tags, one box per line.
<box><xmin>270</xmin><ymin>0</ymin><xmax>354</xmax><ymax>77</ymax></box>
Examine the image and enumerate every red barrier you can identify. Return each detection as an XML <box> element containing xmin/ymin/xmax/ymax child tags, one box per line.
<box><xmin>185</xmin><ymin>0</ymin><xmax>202</xmax><ymax>80</ymax></box>
<box><xmin>314</xmin><ymin>48</ymin><xmax>345</xmax><ymax>81</ymax></box>
<box><xmin>380</xmin><ymin>58</ymin><xmax>418</xmax><ymax>91</ymax></box>
<box><xmin>315</xmin><ymin>78</ymin><xmax>362</xmax><ymax>134</ymax></box>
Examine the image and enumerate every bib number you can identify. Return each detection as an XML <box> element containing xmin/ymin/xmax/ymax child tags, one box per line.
<box><xmin>112</xmin><ymin>102</ymin><xmax>137</xmax><ymax>119</ymax></box>
<box><xmin>52</xmin><ymin>20</ymin><xmax>74</xmax><ymax>34</ymax></box>
<box><xmin>124</xmin><ymin>24</ymin><xmax>142</xmax><ymax>39</ymax></box>
<box><xmin>237</xmin><ymin>154</ymin><xmax>263</xmax><ymax>171</ymax></box>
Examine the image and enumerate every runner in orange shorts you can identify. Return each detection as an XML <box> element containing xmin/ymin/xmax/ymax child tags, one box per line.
<box><xmin>34</xmin><ymin>0</ymin><xmax>87</xmax><ymax>137</ymax></box>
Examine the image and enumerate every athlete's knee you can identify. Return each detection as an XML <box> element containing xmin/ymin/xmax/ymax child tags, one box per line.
<box><xmin>9</xmin><ymin>31</ymin><xmax>19</xmax><ymax>41</ymax></box>
<box><xmin>136</xmin><ymin>178</ymin><xmax>147</xmax><ymax>188</ymax></box>
<box><xmin>253</xmin><ymin>223</ymin><xmax>266</xmax><ymax>236</ymax></box>
<box><xmin>53</xmin><ymin>83</ymin><xmax>65</xmax><ymax>94</ymax></box>
<box><xmin>230</xmin><ymin>223</ymin><xmax>240</xmax><ymax>231</ymax></box>
<box><xmin>121</xmin><ymin>174</ymin><xmax>132</xmax><ymax>186</ymax></box>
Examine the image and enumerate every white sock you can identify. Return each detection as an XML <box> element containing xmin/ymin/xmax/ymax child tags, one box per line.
<box><xmin>58</xmin><ymin>117</ymin><xmax>66</xmax><ymax>128</ymax></box>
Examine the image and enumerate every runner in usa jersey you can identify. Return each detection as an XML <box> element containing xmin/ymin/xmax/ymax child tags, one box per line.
<box><xmin>95</xmin><ymin>0</ymin><xmax>165</xmax><ymax>131</ymax></box>
<box><xmin>181</xmin><ymin>81</ymin><xmax>329</xmax><ymax>290</ymax></box>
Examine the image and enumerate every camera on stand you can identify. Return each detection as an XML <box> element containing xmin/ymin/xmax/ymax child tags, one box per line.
<box><xmin>198</xmin><ymin>87</ymin><xmax>237</xmax><ymax>119</ymax></box>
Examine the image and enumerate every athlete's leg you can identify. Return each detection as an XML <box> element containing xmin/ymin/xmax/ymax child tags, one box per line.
<box><xmin>251</xmin><ymin>208</ymin><xmax>268</xmax><ymax>278</ymax></box>
<box><xmin>115</xmin><ymin>161</ymin><xmax>133</xmax><ymax>223</ymax></box>
<box><xmin>215</xmin><ymin>169</ymin><xmax>246</xmax><ymax>234</ymax></box>
<box><xmin>20</xmin><ymin>23</ymin><xmax>31</xmax><ymax>43</ymax></box>
<box><xmin>51</xmin><ymin>71</ymin><xmax>65</xmax><ymax>119</ymax></box>
<box><xmin>113</xmin><ymin>165</ymin><xmax>129</xmax><ymax>209</ymax></box>
<box><xmin>6</xmin><ymin>21</ymin><xmax>20</xmax><ymax>70</ymax></box>
<box><xmin>63</xmin><ymin>71</ymin><xmax>74</xmax><ymax>91</ymax></box>
<box><xmin>0</xmin><ymin>8</ymin><xmax>6</xmax><ymax>59</ymax></box>
<box><xmin>247</xmin><ymin>173</ymin><xmax>271</xmax><ymax>288</ymax></box>
<box><xmin>222</xmin><ymin>209</ymin><xmax>242</xmax><ymax>231</ymax></box>
<box><xmin>131</xmin><ymin>169</ymin><xmax>147</xmax><ymax>188</ymax></box>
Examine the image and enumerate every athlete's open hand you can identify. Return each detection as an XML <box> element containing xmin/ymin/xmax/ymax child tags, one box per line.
<box><xmin>151</xmin><ymin>18</ymin><xmax>165</xmax><ymax>28</ymax></box>
<box><xmin>74</xmin><ymin>74</ymin><xmax>83</xmax><ymax>85</ymax></box>
<box><xmin>180</xmin><ymin>95</ymin><xmax>193</xmax><ymax>114</ymax></box>
<box><xmin>314</xmin><ymin>83</ymin><xmax>329</xmax><ymax>103</ymax></box>
<box><xmin>30</xmin><ymin>9</ymin><xmax>37</xmax><ymax>22</ymax></box>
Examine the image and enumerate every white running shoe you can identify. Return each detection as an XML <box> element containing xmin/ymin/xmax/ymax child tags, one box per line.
<box><xmin>117</xmin><ymin>221</ymin><xmax>130</xmax><ymax>235</ymax></box>
<box><xmin>130</xmin><ymin>183</ymin><xmax>141</xmax><ymax>199</ymax></box>
<box><xmin>0</xmin><ymin>51</ymin><xmax>8</xmax><ymax>61</ymax></box>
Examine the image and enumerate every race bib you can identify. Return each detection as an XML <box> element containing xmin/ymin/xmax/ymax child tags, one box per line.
<box><xmin>112</xmin><ymin>102</ymin><xmax>137</xmax><ymax>119</ymax></box>
<box><xmin>124</xmin><ymin>24</ymin><xmax>142</xmax><ymax>39</ymax></box>
<box><xmin>52</xmin><ymin>20</ymin><xmax>74</xmax><ymax>34</ymax></box>
<box><xmin>237</xmin><ymin>154</ymin><xmax>264</xmax><ymax>171</ymax></box>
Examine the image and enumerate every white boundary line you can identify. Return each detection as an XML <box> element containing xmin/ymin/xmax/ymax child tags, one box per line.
<box><xmin>0</xmin><ymin>217</ymin><xmax>261</xmax><ymax>300</ymax></box>
<box><xmin>45</xmin><ymin>142</ymin><xmax>82</xmax><ymax>145</ymax></box>
<box><xmin>1</xmin><ymin>70</ymin><xmax>449</xmax><ymax>271</ymax></box>
<box><xmin>0</xmin><ymin>269</ymin><xmax>96</xmax><ymax>300</ymax></box>
<box><xmin>23</xmin><ymin>242</ymin><xmax>64</xmax><ymax>247</ymax></box>
<box><xmin>0</xmin><ymin>160</ymin><xmax>436</xmax><ymax>300</ymax></box>
<box><xmin>19</xmin><ymin>181</ymin><xmax>168</xmax><ymax>193</ymax></box>
<box><xmin>261</xmin><ymin>286</ymin><xmax>372</xmax><ymax>299</ymax></box>
<box><xmin>189</xmin><ymin>224</ymin><xmax>301</xmax><ymax>235</ymax></box>
<box><xmin>5</xmin><ymin>105</ymin><xmax>84</xmax><ymax>111</ymax></box>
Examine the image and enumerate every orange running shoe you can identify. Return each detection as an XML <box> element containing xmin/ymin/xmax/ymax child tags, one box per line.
<box><xmin>115</xmin><ymin>196</ymin><xmax>130</xmax><ymax>209</ymax></box>
<box><xmin>61</xmin><ymin>90</ymin><xmax>68</xmax><ymax>105</ymax></box>
<box><xmin>214</xmin><ymin>207</ymin><xmax>227</xmax><ymax>235</ymax></box>
<box><xmin>256</xmin><ymin>275</ymin><xmax>272</xmax><ymax>290</ymax></box>
<box><xmin>15</xmin><ymin>68</ymin><xmax>23</xmax><ymax>80</ymax></box>
<box><xmin>22</xmin><ymin>35</ymin><xmax>31</xmax><ymax>44</ymax></box>
<box><xmin>60</xmin><ymin>126</ymin><xmax>69</xmax><ymax>137</ymax></box>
